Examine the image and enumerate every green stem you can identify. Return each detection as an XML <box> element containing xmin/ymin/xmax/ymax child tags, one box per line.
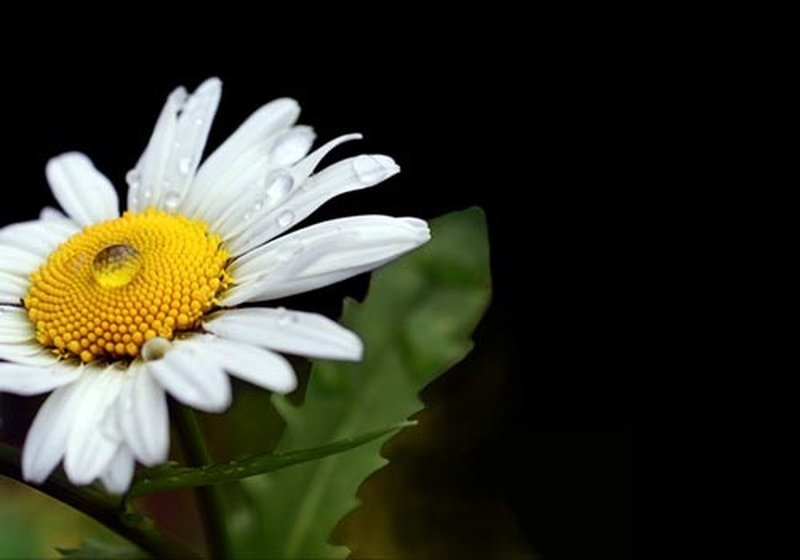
<box><xmin>0</xmin><ymin>443</ymin><xmax>197</xmax><ymax>559</ymax></box>
<box><xmin>173</xmin><ymin>405</ymin><xmax>231</xmax><ymax>560</ymax></box>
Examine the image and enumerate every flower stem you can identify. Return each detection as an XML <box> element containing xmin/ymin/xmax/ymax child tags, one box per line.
<box><xmin>0</xmin><ymin>442</ymin><xmax>198</xmax><ymax>559</ymax></box>
<box><xmin>173</xmin><ymin>405</ymin><xmax>231</xmax><ymax>560</ymax></box>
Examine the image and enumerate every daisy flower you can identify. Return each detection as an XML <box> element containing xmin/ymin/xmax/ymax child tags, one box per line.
<box><xmin>0</xmin><ymin>77</ymin><xmax>429</xmax><ymax>493</ymax></box>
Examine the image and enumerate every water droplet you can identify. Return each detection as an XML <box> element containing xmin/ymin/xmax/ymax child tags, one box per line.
<box><xmin>264</xmin><ymin>171</ymin><xmax>294</xmax><ymax>200</ymax></box>
<box><xmin>92</xmin><ymin>245</ymin><xmax>142</xmax><ymax>289</ymax></box>
<box><xmin>273</xmin><ymin>240</ymin><xmax>304</xmax><ymax>263</ymax></box>
<box><xmin>195</xmin><ymin>117</ymin><xmax>204</xmax><ymax>126</ymax></box>
<box><xmin>276</xmin><ymin>210</ymin><xmax>295</xmax><ymax>228</ymax></box>
<box><xmin>178</xmin><ymin>157</ymin><xmax>192</xmax><ymax>175</ymax></box>
<box><xmin>276</xmin><ymin>307</ymin><xmax>297</xmax><ymax>326</ymax></box>
<box><xmin>352</xmin><ymin>155</ymin><xmax>390</xmax><ymax>184</ymax></box>
<box><xmin>253</xmin><ymin>200</ymin><xmax>264</xmax><ymax>212</ymax></box>
<box><xmin>164</xmin><ymin>191</ymin><xmax>181</xmax><ymax>210</ymax></box>
<box><xmin>143</xmin><ymin>189</ymin><xmax>153</xmax><ymax>200</ymax></box>
<box><xmin>242</xmin><ymin>212</ymin><xmax>252</xmax><ymax>221</ymax></box>
<box><xmin>125</xmin><ymin>169</ymin><xmax>141</xmax><ymax>188</ymax></box>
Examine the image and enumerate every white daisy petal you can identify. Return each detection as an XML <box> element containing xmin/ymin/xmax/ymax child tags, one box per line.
<box><xmin>39</xmin><ymin>206</ymin><xmax>68</xmax><ymax>221</ymax></box>
<box><xmin>0</xmin><ymin>307</ymin><xmax>34</xmax><ymax>343</ymax></box>
<box><xmin>202</xmin><ymin>336</ymin><xmax>297</xmax><ymax>394</ymax></box>
<box><xmin>0</xmin><ymin>362</ymin><xmax>81</xmax><ymax>396</ymax></box>
<box><xmin>45</xmin><ymin>152</ymin><xmax>119</xmax><ymax>227</ymax></box>
<box><xmin>226</xmin><ymin>153</ymin><xmax>400</xmax><ymax>255</ymax></box>
<box><xmin>205</xmin><ymin>308</ymin><xmax>362</xmax><ymax>362</ymax></box>
<box><xmin>22</xmin><ymin>380</ymin><xmax>85</xmax><ymax>484</ymax></box>
<box><xmin>0</xmin><ymin>342</ymin><xmax>61</xmax><ymax>367</ymax></box>
<box><xmin>222</xmin><ymin>216</ymin><xmax>430</xmax><ymax>305</ymax></box>
<box><xmin>182</xmin><ymin>98</ymin><xmax>301</xmax><ymax>221</ymax></box>
<box><xmin>125</xmin><ymin>86</ymin><xmax>186</xmax><ymax>211</ymax></box>
<box><xmin>145</xmin><ymin>339</ymin><xmax>232</xmax><ymax>413</ymax></box>
<box><xmin>268</xmin><ymin>126</ymin><xmax>317</xmax><ymax>169</ymax></box>
<box><xmin>127</xmin><ymin>79</ymin><xmax>222</xmax><ymax>213</ymax></box>
<box><xmin>64</xmin><ymin>367</ymin><xmax>126</xmax><ymax>485</ymax></box>
<box><xmin>99</xmin><ymin>445</ymin><xmax>135</xmax><ymax>495</ymax></box>
<box><xmin>0</xmin><ymin>218</ymin><xmax>79</xmax><ymax>259</ymax></box>
<box><xmin>126</xmin><ymin>78</ymin><xmax>221</xmax><ymax>214</ymax></box>
<box><xmin>0</xmin><ymin>244</ymin><xmax>46</xmax><ymax>277</ymax></box>
<box><xmin>290</xmin><ymin>133</ymin><xmax>363</xmax><ymax>186</ymax></box>
<box><xmin>0</xmin><ymin>331</ymin><xmax>34</xmax><ymax>345</ymax></box>
<box><xmin>211</xmin><ymin>133</ymin><xmax>361</xmax><ymax>249</ymax></box>
<box><xmin>117</xmin><ymin>364</ymin><xmax>169</xmax><ymax>466</ymax></box>
<box><xmin>0</xmin><ymin>273</ymin><xmax>27</xmax><ymax>304</ymax></box>
<box><xmin>209</xmin><ymin>126</ymin><xmax>318</xmax><ymax>238</ymax></box>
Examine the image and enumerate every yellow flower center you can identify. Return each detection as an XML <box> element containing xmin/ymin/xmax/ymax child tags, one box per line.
<box><xmin>25</xmin><ymin>209</ymin><xmax>230</xmax><ymax>363</ymax></box>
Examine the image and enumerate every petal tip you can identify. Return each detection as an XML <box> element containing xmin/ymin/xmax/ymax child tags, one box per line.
<box><xmin>199</xmin><ymin>76</ymin><xmax>222</xmax><ymax>91</ymax></box>
<box><xmin>400</xmin><ymin>217</ymin><xmax>431</xmax><ymax>243</ymax></box>
<box><xmin>21</xmin><ymin>463</ymin><xmax>48</xmax><ymax>485</ymax></box>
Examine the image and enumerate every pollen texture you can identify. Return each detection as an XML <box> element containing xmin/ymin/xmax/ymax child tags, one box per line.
<box><xmin>25</xmin><ymin>209</ymin><xmax>230</xmax><ymax>362</ymax></box>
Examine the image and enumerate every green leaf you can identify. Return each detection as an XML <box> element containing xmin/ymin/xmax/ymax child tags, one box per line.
<box><xmin>57</xmin><ymin>538</ymin><xmax>144</xmax><ymax>559</ymax></box>
<box><xmin>127</xmin><ymin>422</ymin><xmax>413</xmax><ymax>498</ymax></box>
<box><xmin>241</xmin><ymin>207</ymin><xmax>491</xmax><ymax>558</ymax></box>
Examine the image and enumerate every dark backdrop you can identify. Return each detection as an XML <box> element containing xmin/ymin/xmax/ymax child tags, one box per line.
<box><xmin>1</xmin><ymin>43</ymin><xmax>635</xmax><ymax>560</ymax></box>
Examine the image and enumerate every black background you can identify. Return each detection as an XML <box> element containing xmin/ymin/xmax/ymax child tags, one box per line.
<box><xmin>1</xmin><ymin>35</ymin><xmax>636</xmax><ymax>560</ymax></box>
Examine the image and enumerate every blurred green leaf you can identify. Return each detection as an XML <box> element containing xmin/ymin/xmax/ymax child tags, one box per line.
<box><xmin>127</xmin><ymin>422</ymin><xmax>413</xmax><ymax>498</ymax></box>
<box><xmin>57</xmin><ymin>538</ymin><xmax>143</xmax><ymax>559</ymax></box>
<box><xmin>241</xmin><ymin>208</ymin><xmax>491</xmax><ymax>558</ymax></box>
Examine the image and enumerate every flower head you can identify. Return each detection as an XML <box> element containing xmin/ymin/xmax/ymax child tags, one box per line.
<box><xmin>0</xmin><ymin>78</ymin><xmax>429</xmax><ymax>493</ymax></box>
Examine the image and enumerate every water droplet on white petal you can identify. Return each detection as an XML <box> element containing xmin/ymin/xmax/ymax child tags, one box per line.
<box><xmin>265</xmin><ymin>171</ymin><xmax>294</xmax><ymax>200</ymax></box>
<box><xmin>276</xmin><ymin>307</ymin><xmax>297</xmax><ymax>326</ymax></box>
<box><xmin>143</xmin><ymin>189</ymin><xmax>152</xmax><ymax>200</ymax></box>
<box><xmin>273</xmin><ymin>240</ymin><xmax>305</xmax><ymax>263</ymax></box>
<box><xmin>352</xmin><ymin>155</ymin><xmax>392</xmax><ymax>184</ymax></box>
<box><xmin>277</xmin><ymin>210</ymin><xmax>295</xmax><ymax>228</ymax></box>
<box><xmin>195</xmin><ymin>117</ymin><xmax>204</xmax><ymax>126</ymax></box>
<box><xmin>125</xmin><ymin>169</ymin><xmax>141</xmax><ymax>189</ymax></box>
<box><xmin>164</xmin><ymin>191</ymin><xmax>181</xmax><ymax>210</ymax></box>
<box><xmin>178</xmin><ymin>157</ymin><xmax>192</xmax><ymax>175</ymax></box>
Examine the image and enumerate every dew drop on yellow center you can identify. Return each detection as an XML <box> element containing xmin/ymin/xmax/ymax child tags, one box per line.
<box><xmin>25</xmin><ymin>209</ymin><xmax>231</xmax><ymax>363</ymax></box>
<box><xmin>92</xmin><ymin>244</ymin><xmax>142</xmax><ymax>288</ymax></box>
